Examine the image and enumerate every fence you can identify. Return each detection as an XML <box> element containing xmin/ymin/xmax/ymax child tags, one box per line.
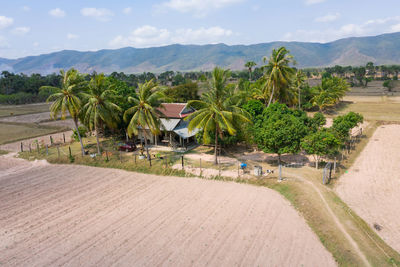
<box><xmin>322</xmin><ymin>162</ymin><xmax>333</xmax><ymax>185</ymax></box>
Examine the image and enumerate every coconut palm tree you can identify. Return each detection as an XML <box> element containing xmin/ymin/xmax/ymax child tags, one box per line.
<box><xmin>185</xmin><ymin>67</ymin><xmax>250</xmax><ymax>164</ymax></box>
<box><xmin>40</xmin><ymin>68</ymin><xmax>87</xmax><ymax>156</ymax></box>
<box><xmin>244</xmin><ymin>61</ymin><xmax>257</xmax><ymax>81</ymax></box>
<box><xmin>81</xmin><ymin>74</ymin><xmax>122</xmax><ymax>154</ymax></box>
<box><xmin>262</xmin><ymin>47</ymin><xmax>296</xmax><ymax>107</ymax></box>
<box><xmin>123</xmin><ymin>79</ymin><xmax>164</xmax><ymax>150</ymax></box>
<box><xmin>293</xmin><ymin>70</ymin><xmax>306</xmax><ymax>109</ymax></box>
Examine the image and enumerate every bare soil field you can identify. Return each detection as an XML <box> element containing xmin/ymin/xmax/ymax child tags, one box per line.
<box><xmin>0</xmin><ymin>155</ymin><xmax>336</xmax><ymax>266</ymax></box>
<box><xmin>336</xmin><ymin>124</ymin><xmax>400</xmax><ymax>253</ymax></box>
<box><xmin>0</xmin><ymin>103</ymin><xmax>50</xmax><ymax>118</ymax></box>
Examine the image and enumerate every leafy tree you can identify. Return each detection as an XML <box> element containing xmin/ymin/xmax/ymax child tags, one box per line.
<box><xmin>262</xmin><ymin>47</ymin><xmax>296</xmax><ymax>106</ymax></box>
<box><xmin>40</xmin><ymin>69</ymin><xmax>87</xmax><ymax>156</ymax></box>
<box><xmin>123</xmin><ymin>79</ymin><xmax>165</xmax><ymax>149</ymax></box>
<box><xmin>301</xmin><ymin>128</ymin><xmax>341</xmax><ymax>169</ymax></box>
<box><xmin>81</xmin><ymin>74</ymin><xmax>122</xmax><ymax>154</ymax></box>
<box><xmin>186</xmin><ymin>67</ymin><xmax>250</xmax><ymax>164</ymax></box>
<box><xmin>244</xmin><ymin>61</ymin><xmax>257</xmax><ymax>81</ymax></box>
<box><xmin>383</xmin><ymin>80</ymin><xmax>395</xmax><ymax>92</ymax></box>
<box><xmin>242</xmin><ymin>99</ymin><xmax>264</xmax><ymax>119</ymax></box>
<box><xmin>253</xmin><ymin>103</ymin><xmax>308</xmax><ymax>167</ymax></box>
<box><xmin>332</xmin><ymin>112</ymin><xmax>363</xmax><ymax>142</ymax></box>
<box><xmin>164</xmin><ymin>82</ymin><xmax>199</xmax><ymax>102</ymax></box>
<box><xmin>312</xmin><ymin>112</ymin><xmax>326</xmax><ymax>129</ymax></box>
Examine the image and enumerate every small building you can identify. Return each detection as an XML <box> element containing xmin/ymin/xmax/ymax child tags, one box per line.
<box><xmin>137</xmin><ymin>103</ymin><xmax>199</xmax><ymax>150</ymax></box>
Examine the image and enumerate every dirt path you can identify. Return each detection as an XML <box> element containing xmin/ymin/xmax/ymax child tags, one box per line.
<box><xmin>0</xmin><ymin>155</ymin><xmax>336</xmax><ymax>266</ymax></box>
<box><xmin>286</xmin><ymin>170</ymin><xmax>371</xmax><ymax>267</ymax></box>
<box><xmin>336</xmin><ymin>125</ymin><xmax>400</xmax><ymax>253</ymax></box>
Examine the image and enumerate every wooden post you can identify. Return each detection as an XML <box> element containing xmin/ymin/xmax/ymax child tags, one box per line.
<box><xmin>106</xmin><ymin>151</ymin><xmax>109</xmax><ymax>161</ymax></box>
<box><xmin>20</xmin><ymin>142</ymin><xmax>23</xmax><ymax>152</ymax></box>
<box><xmin>63</xmin><ymin>133</ymin><xmax>66</xmax><ymax>143</ymax></box>
<box><xmin>29</xmin><ymin>143</ymin><xmax>31</xmax><ymax>153</ymax></box>
<box><xmin>134</xmin><ymin>154</ymin><xmax>137</xmax><ymax>165</ymax></box>
<box><xmin>69</xmin><ymin>146</ymin><xmax>72</xmax><ymax>158</ymax></box>
<box><xmin>333</xmin><ymin>157</ymin><xmax>337</xmax><ymax>175</ymax></box>
<box><xmin>50</xmin><ymin>136</ymin><xmax>53</xmax><ymax>145</ymax></box>
<box><xmin>119</xmin><ymin>150</ymin><xmax>122</xmax><ymax>163</ymax></box>
<box><xmin>45</xmin><ymin>145</ymin><xmax>48</xmax><ymax>156</ymax></box>
<box><xmin>278</xmin><ymin>164</ymin><xmax>282</xmax><ymax>181</ymax></box>
<box><xmin>181</xmin><ymin>155</ymin><xmax>184</xmax><ymax>170</ymax></box>
<box><xmin>165</xmin><ymin>157</ymin><xmax>168</xmax><ymax>168</ymax></box>
<box><xmin>218</xmin><ymin>160</ymin><xmax>221</xmax><ymax>177</ymax></box>
<box><xmin>149</xmin><ymin>154</ymin><xmax>152</xmax><ymax>167</ymax></box>
<box><xmin>57</xmin><ymin>146</ymin><xmax>60</xmax><ymax>159</ymax></box>
<box><xmin>37</xmin><ymin>142</ymin><xmax>40</xmax><ymax>154</ymax></box>
<box><xmin>199</xmin><ymin>158</ymin><xmax>202</xmax><ymax>176</ymax></box>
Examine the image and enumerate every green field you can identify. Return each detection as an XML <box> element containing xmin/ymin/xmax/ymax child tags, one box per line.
<box><xmin>0</xmin><ymin>103</ymin><xmax>50</xmax><ymax>117</ymax></box>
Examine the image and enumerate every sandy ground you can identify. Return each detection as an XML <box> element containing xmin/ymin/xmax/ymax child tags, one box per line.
<box><xmin>0</xmin><ymin>155</ymin><xmax>336</xmax><ymax>266</ymax></box>
<box><xmin>0</xmin><ymin>130</ymin><xmax>73</xmax><ymax>152</ymax></box>
<box><xmin>336</xmin><ymin>125</ymin><xmax>400</xmax><ymax>253</ymax></box>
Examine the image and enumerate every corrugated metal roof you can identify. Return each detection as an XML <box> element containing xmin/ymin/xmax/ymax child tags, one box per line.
<box><xmin>173</xmin><ymin>120</ymin><xmax>199</xmax><ymax>139</ymax></box>
<box><xmin>160</xmin><ymin>118</ymin><xmax>181</xmax><ymax>131</ymax></box>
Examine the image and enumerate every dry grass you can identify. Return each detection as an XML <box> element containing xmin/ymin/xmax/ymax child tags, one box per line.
<box><xmin>0</xmin><ymin>103</ymin><xmax>50</xmax><ymax>117</ymax></box>
<box><xmin>0</xmin><ymin>122</ymin><xmax>66</xmax><ymax>145</ymax></box>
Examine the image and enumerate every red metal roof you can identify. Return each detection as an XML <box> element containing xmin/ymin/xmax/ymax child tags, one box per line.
<box><xmin>157</xmin><ymin>103</ymin><xmax>193</xmax><ymax>118</ymax></box>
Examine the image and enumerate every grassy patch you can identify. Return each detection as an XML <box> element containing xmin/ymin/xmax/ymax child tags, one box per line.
<box><xmin>0</xmin><ymin>122</ymin><xmax>67</xmax><ymax>145</ymax></box>
<box><xmin>0</xmin><ymin>103</ymin><xmax>50</xmax><ymax>117</ymax></box>
<box><xmin>0</xmin><ymin>149</ymin><xmax>8</xmax><ymax>155</ymax></box>
<box><xmin>336</xmin><ymin>98</ymin><xmax>400</xmax><ymax>121</ymax></box>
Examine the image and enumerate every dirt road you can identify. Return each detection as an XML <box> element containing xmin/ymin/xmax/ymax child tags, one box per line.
<box><xmin>0</xmin><ymin>155</ymin><xmax>336</xmax><ymax>266</ymax></box>
<box><xmin>336</xmin><ymin>125</ymin><xmax>400</xmax><ymax>253</ymax></box>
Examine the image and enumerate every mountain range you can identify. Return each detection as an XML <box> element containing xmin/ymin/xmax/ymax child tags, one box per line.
<box><xmin>1</xmin><ymin>32</ymin><xmax>400</xmax><ymax>75</ymax></box>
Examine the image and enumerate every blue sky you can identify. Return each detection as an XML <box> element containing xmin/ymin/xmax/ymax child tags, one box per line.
<box><xmin>0</xmin><ymin>0</ymin><xmax>399</xmax><ymax>58</ymax></box>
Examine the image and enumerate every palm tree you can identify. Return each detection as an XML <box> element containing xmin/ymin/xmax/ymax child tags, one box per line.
<box><xmin>123</xmin><ymin>79</ymin><xmax>164</xmax><ymax>150</ymax></box>
<box><xmin>185</xmin><ymin>67</ymin><xmax>250</xmax><ymax>164</ymax></box>
<box><xmin>40</xmin><ymin>69</ymin><xmax>87</xmax><ymax>156</ymax></box>
<box><xmin>293</xmin><ymin>70</ymin><xmax>306</xmax><ymax>109</ymax></box>
<box><xmin>244</xmin><ymin>61</ymin><xmax>257</xmax><ymax>81</ymax></box>
<box><xmin>81</xmin><ymin>74</ymin><xmax>122</xmax><ymax>154</ymax></box>
<box><xmin>262</xmin><ymin>47</ymin><xmax>296</xmax><ymax>107</ymax></box>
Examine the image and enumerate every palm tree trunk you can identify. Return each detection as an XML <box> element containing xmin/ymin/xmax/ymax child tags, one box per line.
<box><xmin>73</xmin><ymin>118</ymin><xmax>85</xmax><ymax>156</ymax></box>
<box><xmin>214</xmin><ymin>126</ymin><xmax>219</xmax><ymax>165</ymax></box>
<box><xmin>267</xmin><ymin>83</ymin><xmax>275</xmax><ymax>107</ymax></box>
<box><xmin>95</xmin><ymin>125</ymin><xmax>101</xmax><ymax>155</ymax></box>
<box><xmin>298</xmin><ymin>86</ymin><xmax>301</xmax><ymax>109</ymax></box>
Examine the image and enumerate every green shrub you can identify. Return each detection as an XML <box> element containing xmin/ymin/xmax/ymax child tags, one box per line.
<box><xmin>72</xmin><ymin>126</ymin><xmax>88</xmax><ymax>141</ymax></box>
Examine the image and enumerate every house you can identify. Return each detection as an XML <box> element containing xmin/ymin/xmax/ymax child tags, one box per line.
<box><xmin>137</xmin><ymin>103</ymin><xmax>199</xmax><ymax>150</ymax></box>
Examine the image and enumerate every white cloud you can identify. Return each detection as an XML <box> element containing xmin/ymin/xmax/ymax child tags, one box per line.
<box><xmin>109</xmin><ymin>25</ymin><xmax>233</xmax><ymax>48</ymax></box>
<box><xmin>284</xmin><ymin>16</ymin><xmax>400</xmax><ymax>43</ymax></box>
<box><xmin>81</xmin><ymin>8</ymin><xmax>114</xmax><ymax>21</ymax></box>
<box><xmin>159</xmin><ymin>0</ymin><xmax>244</xmax><ymax>16</ymax></box>
<box><xmin>305</xmin><ymin>0</ymin><xmax>326</xmax><ymax>5</ymax></box>
<box><xmin>315</xmin><ymin>13</ymin><xmax>340</xmax><ymax>23</ymax></box>
<box><xmin>391</xmin><ymin>23</ymin><xmax>400</xmax><ymax>32</ymax></box>
<box><xmin>67</xmin><ymin>33</ymin><xmax>79</xmax><ymax>40</ymax></box>
<box><xmin>22</xmin><ymin>6</ymin><xmax>30</xmax><ymax>12</ymax></box>
<box><xmin>33</xmin><ymin>42</ymin><xmax>39</xmax><ymax>47</ymax></box>
<box><xmin>49</xmin><ymin>8</ymin><xmax>66</xmax><ymax>18</ymax></box>
<box><xmin>12</xmin><ymin>27</ymin><xmax>30</xmax><ymax>35</ymax></box>
<box><xmin>123</xmin><ymin>7</ymin><xmax>132</xmax><ymax>14</ymax></box>
<box><xmin>0</xmin><ymin>16</ymin><xmax>13</xmax><ymax>30</ymax></box>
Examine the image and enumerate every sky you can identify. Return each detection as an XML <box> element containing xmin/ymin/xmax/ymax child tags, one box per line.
<box><xmin>0</xmin><ymin>0</ymin><xmax>400</xmax><ymax>59</ymax></box>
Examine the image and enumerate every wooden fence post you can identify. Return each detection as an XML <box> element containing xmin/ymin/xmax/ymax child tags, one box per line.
<box><xmin>199</xmin><ymin>158</ymin><xmax>202</xmax><ymax>176</ymax></box>
<box><xmin>57</xmin><ymin>146</ymin><xmax>60</xmax><ymax>159</ymax></box>
<box><xmin>181</xmin><ymin>155</ymin><xmax>184</xmax><ymax>170</ymax></box>
<box><xmin>63</xmin><ymin>133</ymin><xmax>66</xmax><ymax>143</ymax></box>
<box><xmin>50</xmin><ymin>136</ymin><xmax>53</xmax><ymax>145</ymax></box>
<box><xmin>45</xmin><ymin>145</ymin><xmax>49</xmax><ymax>156</ymax></box>
<box><xmin>29</xmin><ymin>143</ymin><xmax>32</xmax><ymax>153</ymax></box>
<box><xmin>37</xmin><ymin>142</ymin><xmax>40</xmax><ymax>154</ymax></box>
<box><xmin>134</xmin><ymin>154</ymin><xmax>137</xmax><ymax>165</ymax></box>
<box><xmin>69</xmin><ymin>146</ymin><xmax>72</xmax><ymax>158</ymax></box>
<box><xmin>333</xmin><ymin>157</ymin><xmax>337</xmax><ymax>175</ymax></box>
<box><xmin>119</xmin><ymin>150</ymin><xmax>122</xmax><ymax>163</ymax></box>
<box><xmin>20</xmin><ymin>142</ymin><xmax>23</xmax><ymax>152</ymax></box>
